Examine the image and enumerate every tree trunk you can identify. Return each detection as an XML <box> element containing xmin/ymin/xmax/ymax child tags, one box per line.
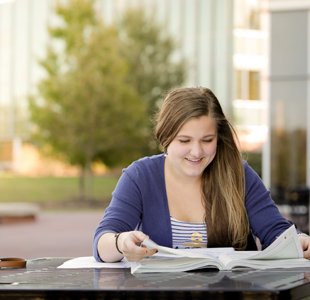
<box><xmin>78</xmin><ymin>166</ymin><xmax>86</xmax><ymax>201</ymax></box>
<box><xmin>85</xmin><ymin>160</ymin><xmax>93</xmax><ymax>201</ymax></box>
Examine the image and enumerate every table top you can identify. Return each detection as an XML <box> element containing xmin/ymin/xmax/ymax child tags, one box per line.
<box><xmin>0</xmin><ymin>258</ymin><xmax>309</xmax><ymax>300</ymax></box>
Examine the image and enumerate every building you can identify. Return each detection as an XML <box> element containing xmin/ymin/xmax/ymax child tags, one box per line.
<box><xmin>266</xmin><ymin>0</ymin><xmax>310</xmax><ymax>233</ymax></box>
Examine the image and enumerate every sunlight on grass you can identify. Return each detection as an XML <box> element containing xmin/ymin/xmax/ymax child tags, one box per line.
<box><xmin>0</xmin><ymin>176</ymin><xmax>119</xmax><ymax>205</ymax></box>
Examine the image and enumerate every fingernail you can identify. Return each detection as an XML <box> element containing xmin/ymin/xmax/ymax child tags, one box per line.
<box><xmin>156</xmin><ymin>250</ymin><xmax>158</xmax><ymax>253</ymax></box>
<box><xmin>146</xmin><ymin>250</ymin><xmax>148</xmax><ymax>253</ymax></box>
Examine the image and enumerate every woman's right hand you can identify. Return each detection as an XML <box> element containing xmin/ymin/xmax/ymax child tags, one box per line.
<box><xmin>117</xmin><ymin>231</ymin><xmax>158</xmax><ymax>262</ymax></box>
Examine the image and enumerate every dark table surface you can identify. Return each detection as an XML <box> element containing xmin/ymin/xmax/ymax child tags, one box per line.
<box><xmin>0</xmin><ymin>257</ymin><xmax>309</xmax><ymax>299</ymax></box>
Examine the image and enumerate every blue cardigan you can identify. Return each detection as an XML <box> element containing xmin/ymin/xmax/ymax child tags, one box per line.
<box><xmin>93</xmin><ymin>154</ymin><xmax>292</xmax><ymax>261</ymax></box>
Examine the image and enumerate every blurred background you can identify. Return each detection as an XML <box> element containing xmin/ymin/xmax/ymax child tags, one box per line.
<box><xmin>0</xmin><ymin>0</ymin><xmax>308</xmax><ymax>259</ymax></box>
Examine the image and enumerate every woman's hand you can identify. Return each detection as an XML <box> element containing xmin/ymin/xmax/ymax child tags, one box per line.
<box><xmin>117</xmin><ymin>231</ymin><xmax>158</xmax><ymax>262</ymax></box>
<box><xmin>298</xmin><ymin>234</ymin><xmax>310</xmax><ymax>259</ymax></box>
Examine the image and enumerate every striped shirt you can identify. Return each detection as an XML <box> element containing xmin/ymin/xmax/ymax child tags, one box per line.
<box><xmin>170</xmin><ymin>216</ymin><xmax>207</xmax><ymax>249</ymax></box>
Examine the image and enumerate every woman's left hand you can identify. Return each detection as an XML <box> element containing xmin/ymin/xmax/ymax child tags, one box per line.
<box><xmin>298</xmin><ymin>235</ymin><xmax>310</xmax><ymax>259</ymax></box>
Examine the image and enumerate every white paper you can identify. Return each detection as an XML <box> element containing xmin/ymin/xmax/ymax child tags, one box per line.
<box><xmin>57</xmin><ymin>256</ymin><xmax>131</xmax><ymax>269</ymax></box>
<box><xmin>249</xmin><ymin>225</ymin><xmax>303</xmax><ymax>259</ymax></box>
<box><xmin>142</xmin><ymin>238</ymin><xmax>234</xmax><ymax>259</ymax></box>
<box><xmin>218</xmin><ymin>225</ymin><xmax>303</xmax><ymax>266</ymax></box>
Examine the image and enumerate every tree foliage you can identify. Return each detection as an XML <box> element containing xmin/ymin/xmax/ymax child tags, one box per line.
<box><xmin>116</xmin><ymin>7</ymin><xmax>187</xmax><ymax>153</ymax></box>
<box><xmin>28</xmin><ymin>1</ymin><xmax>187</xmax><ymax>200</ymax></box>
<box><xmin>29</xmin><ymin>0</ymin><xmax>147</xmax><ymax>199</ymax></box>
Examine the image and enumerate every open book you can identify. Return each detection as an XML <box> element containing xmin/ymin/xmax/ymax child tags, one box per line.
<box><xmin>131</xmin><ymin>225</ymin><xmax>309</xmax><ymax>273</ymax></box>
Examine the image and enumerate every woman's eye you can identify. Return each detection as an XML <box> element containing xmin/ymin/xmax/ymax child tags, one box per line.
<box><xmin>203</xmin><ymin>139</ymin><xmax>213</xmax><ymax>143</ymax></box>
<box><xmin>179</xmin><ymin>140</ymin><xmax>190</xmax><ymax>143</ymax></box>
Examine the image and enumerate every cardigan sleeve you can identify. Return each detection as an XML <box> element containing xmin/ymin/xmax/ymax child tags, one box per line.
<box><xmin>244</xmin><ymin>162</ymin><xmax>293</xmax><ymax>249</ymax></box>
<box><xmin>93</xmin><ymin>164</ymin><xmax>144</xmax><ymax>261</ymax></box>
<box><xmin>93</xmin><ymin>155</ymin><xmax>171</xmax><ymax>262</ymax></box>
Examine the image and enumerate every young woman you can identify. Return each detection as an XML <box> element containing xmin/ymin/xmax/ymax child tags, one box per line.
<box><xmin>93</xmin><ymin>87</ymin><xmax>310</xmax><ymax>263</ymax></box>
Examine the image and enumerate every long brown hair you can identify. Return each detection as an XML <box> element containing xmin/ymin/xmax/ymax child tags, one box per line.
<box><xmin>155</xmin><ymin>87</ymin><xmax>249</xmax><ymax>250</ymax></box>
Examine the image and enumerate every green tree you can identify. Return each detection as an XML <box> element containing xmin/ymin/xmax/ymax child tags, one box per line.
<box><xmin>28</xmin><ymin>0</ymin><xmax>147</xmax><ymax>200</ymax></box>
<box><xmin>117</xmin><ymin>7</ymin><xmax>187</xmax><ymax>153</ymax></box>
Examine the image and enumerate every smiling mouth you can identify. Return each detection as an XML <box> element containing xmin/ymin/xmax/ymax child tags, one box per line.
<box><xmin>185</xmin><ymin>158</ymin><xmax>203</xmax><ymax>162</ymax></box>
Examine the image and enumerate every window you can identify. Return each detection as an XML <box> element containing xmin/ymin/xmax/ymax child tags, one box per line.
<box><xmin>235</xmin><ymin>69</ymin><xmax>260</xmax><ymax>101</ymax></box>
<box><xmin>249</xmin><ymin>71</ymin><xmax>260</xmax><ymax>100</ymax></box>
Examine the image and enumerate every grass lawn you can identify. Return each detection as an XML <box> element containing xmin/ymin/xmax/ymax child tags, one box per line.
<box><xmin>0</xmin><ymin>175</ymin><xmax>119</xmax><ymax>209</ymax></box>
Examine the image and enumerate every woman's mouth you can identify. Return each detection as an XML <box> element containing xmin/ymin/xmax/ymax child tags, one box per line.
<box><xmin>185</xmin><ymin>158</ymin><xmax>203</xmax><ymax>163</ymax></box>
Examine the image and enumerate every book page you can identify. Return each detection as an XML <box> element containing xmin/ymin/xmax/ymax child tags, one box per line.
<box><xmin>219</xmin><ymin>253</ymin><xmax>308</xmax><ymax>270</ymax></box>
<box><xmin>218</xmin><ymin>225</ymin><xmax>303</xmax><ymax>268</ymax></box>
<box><xmin>142</xmin><ymin>238</ymin><xmax>234</xmax><ymax>259</ymax></box>
<box><xmin>131</xmin><ymin>256</ymin><xmax>225</xmax><ymax>273</ymax></box>
<box><xmin>249</xmin><ymin>225</ymin><xmax>303</xmax><ymax>259</ymax></box>
<box><xmin>58</xmin><ymin>256</ymin><xmax>132</xmax><ymax>269</ymax></box>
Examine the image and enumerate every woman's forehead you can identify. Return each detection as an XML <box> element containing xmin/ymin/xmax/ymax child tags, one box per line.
<box><xmin>177</xmin><ymin>116</ymin><xmax>217</xmax><ymax>136</ymax></box>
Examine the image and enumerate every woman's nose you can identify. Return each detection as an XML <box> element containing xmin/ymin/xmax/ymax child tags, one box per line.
<box><xmin>190</xmin><ymin>142</ymin><xmax>203</xmax><ymax>157</ymax></box>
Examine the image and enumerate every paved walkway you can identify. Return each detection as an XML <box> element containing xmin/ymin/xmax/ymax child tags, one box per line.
<box><xmin>0</xmin><ymin>211</ymin><xmax>105</xmax><ymax>259</ymax></box>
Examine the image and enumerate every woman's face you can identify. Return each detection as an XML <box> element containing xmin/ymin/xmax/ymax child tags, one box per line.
<box><xmin>166</xmin><ymin>115</ymin><xmax>218</xmax><ymax>179</ymax></box>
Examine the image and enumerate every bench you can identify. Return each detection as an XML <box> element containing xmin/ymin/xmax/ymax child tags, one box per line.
<box><xmin>0</xmin><ymin>203</ymin><xmax>40</xmax><ymax>224</ymax></box>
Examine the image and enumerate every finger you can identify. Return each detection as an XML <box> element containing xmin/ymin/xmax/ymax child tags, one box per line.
<box><xmin>124</xmin><ymin>246</ymin><xmax>150</xmax><ymax>262</ymax></box>
<box><xmin>137</xmin><ymin>247</ymin><xmax>158</xmax><ymax>259</ymax></box>
<box><xmin>132</xmin><ymin>231</ymin><xmax>149</xmax><ymax>244</ymax></box>
<box><xmin>125</xmin><ymin>250</ymin><xmax>158</xmax><ymax>262</ymax></box>
<box><xmin>304</xmin><ymin>249</ymin><xmax>310</xmax><ymax>260</ymax></box>
<box><xmin>123</xmin><ymin>239</ymin><xmax>148</xmax><ymax>256</ymax></box>
<box><xmin>124</xmin><ymin>244</ymin><xmax>158</xmax><ymax>262</ymax></box>
<box><xmin>119</xmin><ymin>231</ymin><xmax>146</xmax><ymax>253</ymax></box>
<box><xmin>145</xmin><ymin>248</ymin><xmax>158</xmax><ymax>257</ymax></box>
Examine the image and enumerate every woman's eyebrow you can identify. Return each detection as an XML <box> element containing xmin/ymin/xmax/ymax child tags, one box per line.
<box><xmin>176</xmin><ymin>134</ymin><xmax>216</xmax><ymax>138</ymax></box>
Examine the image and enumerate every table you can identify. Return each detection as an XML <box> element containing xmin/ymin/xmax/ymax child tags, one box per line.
<box><xmin>0</xmin><ymin>258</ymin><xmax>309</xmax><ymax>299</ymax></box>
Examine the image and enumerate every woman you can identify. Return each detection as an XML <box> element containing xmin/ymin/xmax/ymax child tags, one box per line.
<box><xmin>93</xmin><ymin>87</ymin><xmax>310</xmax><ymax>263</ymax></box>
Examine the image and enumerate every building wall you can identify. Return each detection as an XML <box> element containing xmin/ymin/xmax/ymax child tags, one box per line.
<box><xmin>267</xmin><ymin>0</ymin><xmax>310</xmax><ymax>233</ymax></box>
